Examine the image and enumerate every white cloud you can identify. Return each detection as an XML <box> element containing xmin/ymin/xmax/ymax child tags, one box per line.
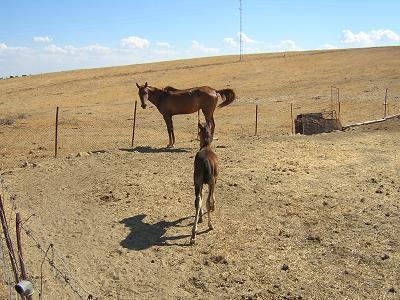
<box><xmin>341</xmin><ymin>29</ymin><xmax>400</xmax><ymax>45</ymax></box>
<box><xmin>0</xmin><ymin>43</ymin><xmax>31</xmax><ymax>55</ymax></box>
<box><xmin>44</xmin><ymin>44</ymin><xmax>113</xmax><ymax>56</ymax></box>
<box><xmin>120</xmin><ymin>36</ymin><xmax>150</xmax><ymax>49</ymax></box>
<box><xmin>44</xmin><ymin>44</ymin><xmax>68</xmax><ymax>54</ymax></box>
<box><xmin>238</xmin><ymin>32</ymin><xmax>256</xmax><ymax>44</ymax></box>
<box><xmin>156</xmin><ymin>41</ymin><xmax>171</xmax><ymax>48</ymax></box>
<box><xmin>191</xmin><ymin>40</ymin><xmax>219</xmax><ymax>53</ymax></box>
<box><xmin>0</xmin><ymin>40</ymin><xmax>184</xmax><ymax>76</ymax></box>
<box><xmin>270</xmin><ymin>40</ymin><xmax>303</xmax><ymax>52</ymax></box>
<box><xmin>223</xmin><ymin>32</ymin><xmax>256</xmax><ymax>49</ymax></box>
<box><xmin>33</xmin><ymin>36</ymin><xmax>52</xmax><ymax>43</ymax></box>
<box><xmin>223</xmin><ymin>37</ymin><xmax>238</xmax><ymax>48</ymax></box>
<box><xmin>321</xmin><ymin>44</ymin><xmax>338</xmax><ymax>50</ymax></box>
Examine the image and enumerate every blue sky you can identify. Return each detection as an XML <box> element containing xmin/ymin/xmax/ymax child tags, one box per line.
<box><xmin>1</xmin><ymin>0</ymin><xmax>399</xmax><ymax>76</ymax></box>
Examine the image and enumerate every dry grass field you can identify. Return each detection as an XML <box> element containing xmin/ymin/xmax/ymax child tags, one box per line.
<box><xmin>0</xmin><ymin>46</ymin><xmax>400</xmax><ymax>299</ymax></box>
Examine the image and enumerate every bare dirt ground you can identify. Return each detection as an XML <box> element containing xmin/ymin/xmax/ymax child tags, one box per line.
<box><xmin>0</xmin><ymin>47</ymin><xmax>400</xmax><ymax>299</ymax></box>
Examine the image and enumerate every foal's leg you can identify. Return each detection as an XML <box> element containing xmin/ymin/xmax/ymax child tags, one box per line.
<box><xmin>191</xmin><ymin>185</ymin><xmax>203</xmax><ymax>245</ymax></box>
<box><xmin>198</xmin><ymin>186</ymin><xmax>204</xmax><ymax>223</ymax></box>
<box><xmin>206</xmin><ymin>182</ymin><xmax>215</xmax><ymax>230</ymax></box>
<box><xmin>210</xmin><ymin>180</ymin><xmax>216</xmax><ymax>212</ymax></box>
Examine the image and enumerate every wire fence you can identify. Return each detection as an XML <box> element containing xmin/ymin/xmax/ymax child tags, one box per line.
<box><xmin>0</xmin><ymin>175</ymin><xmax>97</xmax><ymax>299</ymax></box>
<box><xmin>0</xmin><ymin>88</ymin><xmax>400</xmax><ymax>170</ymax></box>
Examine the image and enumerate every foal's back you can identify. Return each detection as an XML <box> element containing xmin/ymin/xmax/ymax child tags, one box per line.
<box><xmin>194</xmin><ymin>146</ymin><xmax>218</xmax><ymax>186</ymax></box>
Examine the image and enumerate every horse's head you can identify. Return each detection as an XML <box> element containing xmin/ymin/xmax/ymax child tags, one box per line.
<box><xmin>136</xmin><ymin>82</ymin><xmax>149</xmax><ymax>109</ymax></box>
<box><xmin>198</xmin><ymin>122</ymin><xmax>212</xmax><ymax>147</ymax></box>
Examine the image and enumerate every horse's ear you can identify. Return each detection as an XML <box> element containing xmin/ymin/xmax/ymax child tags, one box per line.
<box><xmin>198</xmin><ymin>122</ymin><xmax>202</xmax><ymax>130</ymax></box>
<box><xmin>136</xmin><ymin>83</ymin><xmax>140</xmax><ymax>88</ymax></box>
<box><xmin>144</xmin><ymin>82</ymin><xmax>148</xmax><ymax>88</ymax></box>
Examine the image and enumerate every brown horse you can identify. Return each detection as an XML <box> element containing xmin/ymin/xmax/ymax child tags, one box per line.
<box><xmin>136</xmin><ymin>82</ymin><xmax>235</xmax><ymax>148</ymax></box>
<box><xmin>190</xmin><ymin>122</ymin><xmax>218</xmax><ymax>245</ymax></box>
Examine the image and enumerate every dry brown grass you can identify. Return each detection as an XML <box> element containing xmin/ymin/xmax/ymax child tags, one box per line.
<box><xmin>0</xmin><ymin>46</ymin><xmax>400</xmax><ymax>299</ymax></box>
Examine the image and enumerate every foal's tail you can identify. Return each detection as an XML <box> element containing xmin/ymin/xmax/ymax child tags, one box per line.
<box><xmin>217</xmin><ymin>89</ymin><xmax>236</xmax><ymax>108</ymax></box>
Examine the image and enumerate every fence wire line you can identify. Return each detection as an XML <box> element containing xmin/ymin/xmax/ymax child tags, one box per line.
<box><xmin>0</xmin><ymin>175</ymin><xmax>97</xmax><ymax>300</ymax></box>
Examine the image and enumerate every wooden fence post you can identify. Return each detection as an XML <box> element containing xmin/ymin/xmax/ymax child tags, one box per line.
<box><xmin>337</xmin><ymin>88</ymin><xmax>341</xmax><ymax>120</ymax></box>
<box><xmin>255</xmin><ymin>105</ymin><xmax>258</xmax><ymax>136</ymax></box>
<box><xmin>290</xmin><ymin>103</ymin><xmax>294</xmax><ymax>134</ymax></box>
<box><xmin>384</xmin><ymin>88</ymin><xmax>388</xmax><ymax>118</ymax></box>
<box><xmin>0</xmin><ymin>195</ymin><xmax>20</xmax><ymax>284</ymax></box>
<box><xmin>131</xmin><ymin>101</ymin><xmax>137</xmax><ymax>147</ymax></box>
<box><xmin>54</xmin><ymin>107</ymin><xmax>59</xmax><ymax>158</ymax></box>
<box><xmin>16</xmin><ymin>213</ymin><xmax>27</xmax><ymax>280</ymax></box>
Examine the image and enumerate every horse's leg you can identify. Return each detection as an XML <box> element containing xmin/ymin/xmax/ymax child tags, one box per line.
<box><xmin>198</xmin><ymin>185</ymin><xmax>203</xmax><ymax>223</ymax></box>
<box><xmin>206</xmin><ymin>182</ymin><xmax>215</xmax><ymax>230</ymax></box>
<box><xmin>163</xmin><ymin>115</ymin><xmax>173</xmax><ymax>147</ymax></box>
<box><xmin>191</xmin><ymin>184</ymin><xmax>203</xmax><ymax>245</ymax></box>
<box><xmin>170</xmin><ymin>117</ymin><xmax>176</xmax><ymax>147</ymax></box>
<box><xmin>211</xmin><ymin>115</ymin><xmax>216</xmax><ymax>138</ymax></box>
<box><xmin>202</xmin><ymin>108</ymin><xmax>216</xmax><ymax>138</ymax></box>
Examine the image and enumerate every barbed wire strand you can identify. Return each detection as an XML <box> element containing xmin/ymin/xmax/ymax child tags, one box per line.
<box><xmin>21</xmin><ymin>225</ymin><xmax>95</xmax><ymax>300</ymax></box>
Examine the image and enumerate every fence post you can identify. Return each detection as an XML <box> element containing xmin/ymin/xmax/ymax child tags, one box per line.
<box><xmin>131</xmin><ymin>101</ymin><xmax>137</xmax><ymax>147</ymax></box>
<box><xmin>384</xmin><ymin>88</ymin><xmax>388</xmax><ymax>118</ymax></box>
<box><xmin>337</xmin><ymin>88</ymin><xmax>341</xmax><ymax>120</ymax></box>
<box><xmin>0</xmin><ymin>195</ymin><xmax>20</xmax><ymax>284</ymax></box>
<box><xmin>255</xmin><ymin>105</ymin><xmax>258</xmax><ymax>136</ymax></box>
<box><xmin>16</xmin><ymin>213</ymin><xmax>27</xmax><ymax>280</ymax></box>
<box><xmin>54</xmin><ymin>107</ymin><xmax>59</xmax><ymax>158</ymax></box>
<box><xmin>290</xmin><ymin>103</ymin><xmax>294</xmax><ymax>134</ymax></box>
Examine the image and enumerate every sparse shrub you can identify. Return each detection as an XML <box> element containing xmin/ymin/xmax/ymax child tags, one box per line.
<box><xmin>0</xmin><ymin>118</ymin><xmax>15</xmax><ymax>126</ymax></box>
<box><xmin>16</xmin><ymin>113</ymin><xmax>27</xmax><ymax>119</ymax></box>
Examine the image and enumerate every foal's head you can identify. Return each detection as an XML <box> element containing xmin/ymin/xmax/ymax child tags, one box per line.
<box><xmin>136</xmin><ymin>82</ymin><xmax>149</xmax><ymax>109</ymax></box>
<box><xmin>198</xmin><ymin>122</ymin><xmax>213</xmax><ymax>148</ymax></box>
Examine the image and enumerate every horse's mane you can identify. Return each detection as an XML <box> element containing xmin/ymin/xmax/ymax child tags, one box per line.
<box><xmin>164</xmin><ymin>86</ymin><xmax>180</xmax><ymax>92</ymax></box>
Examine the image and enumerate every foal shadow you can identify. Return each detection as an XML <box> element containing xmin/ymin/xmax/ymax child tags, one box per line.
<box><xmin>120</xmin><ymin>146</ymin><xmax>190</xmax><ymax>153</ymax></box>
<box><xmin>119</xmin><ymin>214</ymin><xmax>193</xmax><ymax>250</ymax></box>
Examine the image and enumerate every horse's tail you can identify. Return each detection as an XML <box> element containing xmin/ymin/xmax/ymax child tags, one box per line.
<box><xmin>217</xmin><ymin>89</ymin><xmax>236</xmax><ymax>108</ymax></box>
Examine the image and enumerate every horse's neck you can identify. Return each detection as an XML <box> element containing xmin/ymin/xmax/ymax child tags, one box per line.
<box><xmin>148</xmin><ymin>87</ymin><xmax>164</xmax><ymax>106</ymax></box>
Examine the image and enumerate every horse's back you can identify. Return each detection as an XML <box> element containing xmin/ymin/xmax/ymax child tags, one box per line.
<box><xmin>194</xmin><ymin>147</ymin><xmax>218</xmax><ymax>185</ymax></box>
<box><xmin>165</xmin><ymin>86</ymin><xmax>217</xmax><ymax>98</ymax></box>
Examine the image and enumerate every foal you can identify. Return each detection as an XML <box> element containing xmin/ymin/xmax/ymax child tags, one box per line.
<box><xmin>190</xmin><ymin>122</ymin><xmax>218</xmax><ymax>245</ymax></box>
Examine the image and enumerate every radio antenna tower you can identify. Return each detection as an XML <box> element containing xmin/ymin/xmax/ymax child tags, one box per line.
<box><xmin>239</xmin><ymin>0</ymin><xmax>243</xmax><ymax>61</ymax></box>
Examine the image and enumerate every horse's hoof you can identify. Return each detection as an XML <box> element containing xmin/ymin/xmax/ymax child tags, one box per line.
<box><xmin>208</xmin><ymin>224</ymin><xmax>214</xmax><ymax>230</ymax></box>
<box><xmin>198</xmin><ymin>218</ymin><xmax>203</xmax><ymax>224</ymax></box>
<box><xmin>190</xmin><ymin>238</ymin><xmax>196</xmax><ymax>245</ymax></box>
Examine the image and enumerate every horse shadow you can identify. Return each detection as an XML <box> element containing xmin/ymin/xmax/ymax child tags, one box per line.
<box><xmin>120</xmin><ymin>146</ymin><xmax>190</xmax><ymax>153</ymax></box>
<box><xmin>119</xmin><ymin>214</ymin><xmax>194</xmax><ymax>250</ymax></box>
